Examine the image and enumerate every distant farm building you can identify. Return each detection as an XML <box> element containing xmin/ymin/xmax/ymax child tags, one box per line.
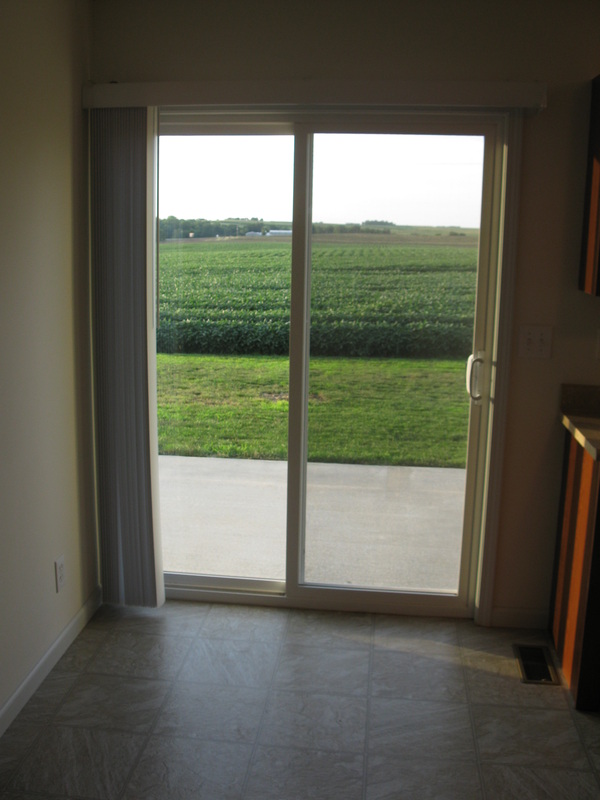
<box><xmin>266</xmin><ymin>229</ymin><xmax>292</xmax><ymax>236</ymax></box>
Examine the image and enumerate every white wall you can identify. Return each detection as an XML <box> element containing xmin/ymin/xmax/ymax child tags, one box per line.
<box><xmin>0</xmin><ymin>0</ymin><xmax>97</xmax><ymax>722</ymax></box>
<box><xmin>90</xmin><ymin>0</ymin><xmax>600</xmax><ymax>626</ymax></box>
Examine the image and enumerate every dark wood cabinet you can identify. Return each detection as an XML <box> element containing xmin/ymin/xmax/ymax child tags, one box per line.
<box><xmin>552</xmin><ymin>411</ymin><xmax>600</xmax><ymax>709</ymax></box>
<box><xmin>580</xmin><ymin>75</ymin><xmax>600</xmax><ymax>296</ymax></box>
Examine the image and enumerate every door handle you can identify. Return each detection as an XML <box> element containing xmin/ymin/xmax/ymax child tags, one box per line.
<box><xmin>466</xmin><ymin>353</ymin><xmax>484</xmax><ymax>403</ymax></box>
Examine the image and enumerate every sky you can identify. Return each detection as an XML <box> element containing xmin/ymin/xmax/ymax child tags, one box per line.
<box><xmin>158</xmin><ymin>133</ymin><xmax>485</xmax><ymax>228</ymax></box>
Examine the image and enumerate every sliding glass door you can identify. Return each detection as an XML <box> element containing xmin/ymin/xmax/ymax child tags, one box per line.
<box><xmin>157</xmin><ymin>135</ymin><xmax>293</xmax><ymax>588</ymax></box>
<box><xmin>157</xmin><ymin>112</ymin><xmax>509</xmax><ymax>616</ymax></box>
<box><xmin>303</xmin><ymin>133</ymin><xmax>482</xmax><ymax>594</ymax></box>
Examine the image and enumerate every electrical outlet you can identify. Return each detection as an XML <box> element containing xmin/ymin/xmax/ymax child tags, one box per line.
<box><xmin>54</xmin><ymin>556</ymin><xmax>66</xmax><ymax>593</ymax></box>
<box><xmin>518</xmin><ymin>325</ymin><xmax>552</xmax><ymax>359</ymax></box>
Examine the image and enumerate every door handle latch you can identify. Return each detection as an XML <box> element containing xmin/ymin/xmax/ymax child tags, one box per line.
<box><xmin>466</xmin><ymin>352</ymin><xmax>484</xmax><ymax>403</ymax></box>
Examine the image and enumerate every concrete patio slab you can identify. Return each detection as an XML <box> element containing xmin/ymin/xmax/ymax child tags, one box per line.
<box><xmin>158</xmin><ymin>456</ymin><xmax>466</xmax><ymax>593</ymax></box>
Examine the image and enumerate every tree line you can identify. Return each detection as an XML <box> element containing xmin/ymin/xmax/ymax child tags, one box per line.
<box><xmin>159</xmin><ymin>216</ymin><xmax>392</xmax><ymax>241</ymax></box>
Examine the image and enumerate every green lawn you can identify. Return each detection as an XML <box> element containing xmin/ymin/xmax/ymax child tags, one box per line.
<box><xmin>157</xmin><ymin>354</ymin><xmax>469</xmax><ymax>468</ymax></box>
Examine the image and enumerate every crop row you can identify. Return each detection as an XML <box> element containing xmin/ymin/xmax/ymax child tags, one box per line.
<box><xmin>157</xmin><ymin>239</ymin><xmax>477</xmax><ymax>358</ymax></box>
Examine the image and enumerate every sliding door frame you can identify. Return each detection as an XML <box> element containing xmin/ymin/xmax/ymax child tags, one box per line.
<box><xmin>157</xmin><ymin>107</ymin><xmax>521</xmax><ymax>620</ymax></box>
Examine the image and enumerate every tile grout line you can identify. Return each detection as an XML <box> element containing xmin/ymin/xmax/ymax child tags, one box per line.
<box><xmin>238</xmin><ymin>607</ymin><xmax>292</xmax><ymax>798</ymax></box>
<box><xmin>554</xmin><ymin>636</ymin><xmax>600</xmax><ymax>788</ymax></box>
<box><xmin>564</xmin><ymin>691</ymin><xmax>600</xmax><ymax>791</ymax></box>
<box><xmin>457</xmin><ymin>620</ymin><xmax>489</xmax><ymax>800</ymax></box>
<box><xmin>362</xmin><ymin>614</ymin><xmax>376</xmax><ymax>800</ymax></box>
<box><xmin>1</xmin><ymin>723</ymin><xmax>50</xmax><ymax>795</ymax></box>
<box><xmin>115</xmin><ymin>603</ymin><xmax>212</xmax><ymax>800</ymax></box>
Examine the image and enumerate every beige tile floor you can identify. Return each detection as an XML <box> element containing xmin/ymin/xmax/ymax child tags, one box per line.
<box><xmin>159</xmin><ymin>456</ymin><xmax>466</xmax><ymax>593</ymax></box>
<box><xmin>1</xmin><ymin>601</ymin><xmax>600</xmax><ymax>799</ymax></box>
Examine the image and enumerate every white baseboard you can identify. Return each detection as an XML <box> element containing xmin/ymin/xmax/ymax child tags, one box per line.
<box><xmin>0</xmin><ymin>585</ymin><xmax>102</xmax><ymax>738</ymax></box>
<box><xmin>489</xmin><ymin>606</ymin><xmax>549</xmax><ymax>630</ymax></box>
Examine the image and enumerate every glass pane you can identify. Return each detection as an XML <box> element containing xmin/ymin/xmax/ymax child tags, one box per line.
<box><xmin>157</xmin><ymin>135</ymin><xmax>294</xmax><ymax>581</ymax></box>
<box><xmin>303</xmin><ymin>133</ymin><xmax>484</xmax><ymax>593</ymax></box>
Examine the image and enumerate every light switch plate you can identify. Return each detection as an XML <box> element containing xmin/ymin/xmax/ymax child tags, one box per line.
<box><xmin>518</xmin><ymin>325</ymin><xmax>552</xmax><ymax>359</ymax></box>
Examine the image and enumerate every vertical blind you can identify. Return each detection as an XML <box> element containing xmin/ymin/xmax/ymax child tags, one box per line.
<box><xmin>90</xmin><ymin>107</ymin><xmax>162</xmax><ymax>606</ymax></box>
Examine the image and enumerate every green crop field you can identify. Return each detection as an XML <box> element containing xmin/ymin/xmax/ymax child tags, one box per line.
<box><xmin>157</xmin><ymin>232</ymin><xmax>478</xmax><ymax>358</ymax></box>
<box><xmin>156</xmin><ymin>230</ymin><xmax>478</xmax><ymax>466</ymax></box>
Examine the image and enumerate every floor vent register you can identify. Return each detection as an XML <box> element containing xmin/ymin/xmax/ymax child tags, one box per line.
<box><xmin>513</xmin><ymin>644</ymin><xmax>560</xmax><ymax>685</ymax></box>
